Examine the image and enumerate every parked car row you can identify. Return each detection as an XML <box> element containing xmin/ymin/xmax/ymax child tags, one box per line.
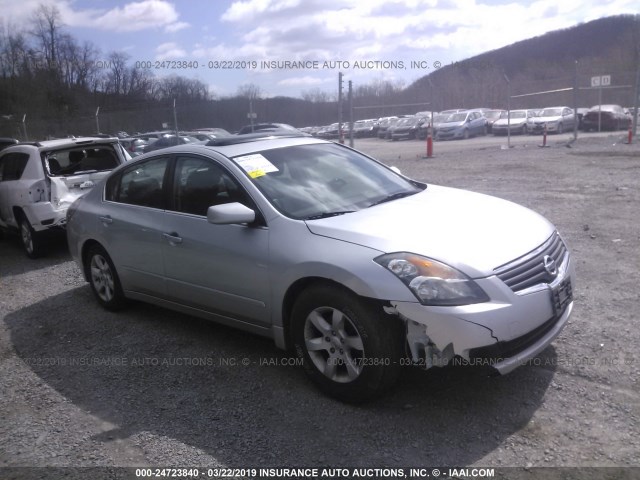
<box><xmin>300</xmin><ymin>103</ymin><xmax>631</xmax><ymax>143</ymax></box>
<box><xmin>118</xmin><ymin>128</ymin><xmax>233</xmax><ymax>157</ymax></box>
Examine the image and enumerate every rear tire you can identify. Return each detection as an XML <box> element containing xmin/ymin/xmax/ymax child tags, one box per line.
<box><xmin>19</xmin><ymin>216</ymin><xmax>45</xmax><ymax>258</ymax></box>
<box><xmin>85</xmin><ymin>244</ymin><xmax>127</xmax><ymax>311</ymax></box>
<box><xmin>292</xmin><ymin>285</ymin><xmax>403</xmax><ymax>403</ymax></box>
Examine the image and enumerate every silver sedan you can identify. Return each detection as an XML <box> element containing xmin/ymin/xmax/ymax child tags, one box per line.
<box><xmin>67</xmin><ymin>134</ymin><xmax>575</xmax><ymax>402</ymax></box>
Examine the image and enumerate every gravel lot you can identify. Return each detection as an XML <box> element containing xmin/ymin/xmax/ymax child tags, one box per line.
<box><xmin>1</xmin><ymin>131</ymin><xmax>639</xmax><ymax>479</ymax></box>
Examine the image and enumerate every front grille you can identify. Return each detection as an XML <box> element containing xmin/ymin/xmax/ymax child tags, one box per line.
<box><xmin>495</xmin><ymin>232</ymin><xmax>567</xmax><ymax>293</ymax></box>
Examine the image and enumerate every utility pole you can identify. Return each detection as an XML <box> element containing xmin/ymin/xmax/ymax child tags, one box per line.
<box><xmin>249</xmin><ymin>99</ymin><xmax>255</xmax><ymax>132</ymax></box>
<box><xmin>428</xmin><ymin>78</ymin><xmax>434</xmax><ymax>127</ymax></box>
<box><xmin>573</xmin><ymin>60</ymin><xmax>578</xmax><ymax>141</ymax></box>
<box><xmin>348</xmin><ymin>80</ymin><xmax>354</xmax><ymax>147</ymax></box>
<box><xmin>633</xmin><ymin>61</ymin><xmax>640</xmax><ymax>137</ymax></box>
<box><xmin>173</xmin><ymin>98</ymin><xmax>179</xmax><ymax>137</ymax></box>
<box><xmin>504</xmin><ymin>73</ymin><xmax>511</xmax><ymax>148</ymax></box>
<box><xmin>95</xmin><ymin>106</ymin><xmax>100</xmax><ymax>134</ymax></box>
<box><xmin>338</xmin><ymin>72</ymin><xmax>344</xmax><ymax>143</ymax></box>
<box><xmin>22</xmin><ymin>114</ymin><xmax>28</xmax><ymax>141</ymax></box>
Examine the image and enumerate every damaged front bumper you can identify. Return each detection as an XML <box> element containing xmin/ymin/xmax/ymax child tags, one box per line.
<box><xmin>387</xmin><ymin>255</ymin><xmax>575</xmax><ymax>375</ymax></box>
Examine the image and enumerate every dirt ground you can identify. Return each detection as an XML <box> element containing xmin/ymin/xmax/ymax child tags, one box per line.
<box><xmin>0</xmin><ymin>131</ymin><xmax>639</xmax><ymax>479</ymax></box>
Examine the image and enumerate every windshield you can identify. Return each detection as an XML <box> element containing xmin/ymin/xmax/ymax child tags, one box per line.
<box><xmin>541</xmin><ymin>108</ymin><xmax>563</xmax><ymax>117</ymax></box>
<box><xmin>588</xmin><ymin>105</ymin><xmax>616</xmax><ymax>112</ymax></box>
<box><xmin>448</xmin><ymin>113</ymin><xmax>468</xmax><ymax>122</ymax></box>
<box><xmin>500</xmin><ymin>111</ymin><xmax>526</xmax><ymax>119</ymax></box>
<box><xmin>485</xmin><ymin>111</ymin><xmax>503</xmax><ymax>120</ymax></box>
<box><xmin>232</xmin><ymin>143</ymin><xmax>423</xmax><ymax>220</ymax></box>
<box><xmin>396</xmin><ymin>117</ymin><xmax>417</xmax><ymax>126</ymax></box>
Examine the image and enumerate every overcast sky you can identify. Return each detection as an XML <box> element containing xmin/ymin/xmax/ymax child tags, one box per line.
<box><xmin>1</xmin><ymin>0</ymin><xmax>637</xmax><ymax>98</ymax></box>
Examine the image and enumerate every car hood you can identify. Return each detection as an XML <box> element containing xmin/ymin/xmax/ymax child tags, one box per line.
<box><xmin>439</xmin><ymin>121</ymin><xmax>465</xmax><ymax>128</ymax></box>
<box><xmin>533</xmin><ymin>115</ymin><xmax>562</xmax><ymax>122</ymax></box>
<box><xmin>305</xmin><ymin>185</ymin><xmax>554</xmax><ymax>278</ymax></box>
<box><xmin>495</xmin><ymin>118</ymin><xmax>526</xmax><ymax>126</ymax></box>
<box><xmin>585</xmin><ymin>110</ymin><xmax>614</xmax><ymax>116</ymax></box>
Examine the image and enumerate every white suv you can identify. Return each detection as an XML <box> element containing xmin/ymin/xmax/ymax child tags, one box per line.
<box><xmin>0</xmin><ymin>137</ymin><xmax>129</xmax><ymax>257</ymax></box>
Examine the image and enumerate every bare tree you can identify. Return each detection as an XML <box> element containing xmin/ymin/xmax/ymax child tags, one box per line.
<box><xmin>0</xmin><ymin>24</ymin><xmax>30</xmax><ymax>78</ymax></box>
<box><xmin>126</xmin><ymin>67</ymin><xmax>155</xmax><ymax>98</ymax></box>
<box><xmin>76</xmin><ymin>41</ymin><xmax>100</xmax><ymax>90</ymax></box>
<box><xmin>156</xmin><ymin>75</ymin><xmax>209</xmax><ymax>101</ymax></box>
<box><xmin>301</xmin><ymin>88</ymin><xmax>332</xmax><ymax>103</ymax></box>
<box><xmin>236</xmin><ymin>83</ymin><xmax>262</xmax><ymax>99</ymax></box>
<box><xmin>30</xmin><ymin>3</ymin><xmax>63</xmax><ymax>72</ymax></box>
<box><xmin>105</xmin><ymin>51</ymin><xmax>130</xmax><ymax>95</ymax></box>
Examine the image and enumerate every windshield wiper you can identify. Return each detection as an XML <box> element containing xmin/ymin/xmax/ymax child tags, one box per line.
<box><xmin>368</xmin><ymin>190</ymin><xmax>419</xmax><ymax>208</ymax></box>
<box><xmin>304</xmin><ymin>210</ymin><xmax>356</xmax><ymax>220</ymax></box>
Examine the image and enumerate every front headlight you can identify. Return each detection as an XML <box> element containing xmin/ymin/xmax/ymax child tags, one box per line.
<box><xmin>375</xmin><ymin>253</ymin><xmax>489</xmax><ymax>306</ymax></box>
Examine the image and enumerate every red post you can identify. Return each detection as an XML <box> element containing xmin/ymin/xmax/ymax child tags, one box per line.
<box><xmin>339</xmin><ymin>126</ymin><xmax>344</xmax><ymax>144</ymax></box>
<box><xmin>426</xmin><ymin>123</ymin><xmax>433</xmax><ymax>157</ymax></box>
<box><xmin>542</xmin><ymin>123</ymin><xmax>547</xmax><ymax>147</ymax></box>
<box><xmin>627</xmin><ymin>120</ymin><xmax>633</xmax><ymax>144</ymax></box>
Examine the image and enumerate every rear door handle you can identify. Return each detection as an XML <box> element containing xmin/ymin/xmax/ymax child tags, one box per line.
<box><xmin>163</xmin><ymin>232</ymin><xmax>183</xmax><ymax>245</ymax></box>
<box><xmin>99</xmin><ymin>215</ymin><xmax>113</xmax><ymax>225</ymax></box>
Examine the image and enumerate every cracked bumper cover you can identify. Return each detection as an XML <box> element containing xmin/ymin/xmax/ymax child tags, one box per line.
<box><xmin>390</xmin><ymin>256</ymin><xmax>575</xmax><ymax>375</ymax></box>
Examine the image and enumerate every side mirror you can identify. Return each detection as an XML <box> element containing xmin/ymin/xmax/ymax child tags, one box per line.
<box><xmin>207</xmin><ymin>202</ymin><xmax>255</xmax><ymax>225</ymax></box>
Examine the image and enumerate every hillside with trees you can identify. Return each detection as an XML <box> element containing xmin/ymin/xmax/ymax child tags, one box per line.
<box><xmin>0</xmin><ymin>7</ymin><xmax>638</xmax><ymax>139</ymax></box>
<box><xmin>406</xmin><ymin>14</ymin><xmax>640</xmax><ymax>112</ymax></box>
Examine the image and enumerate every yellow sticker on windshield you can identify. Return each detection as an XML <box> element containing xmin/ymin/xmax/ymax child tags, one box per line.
<box><xmin>248</xmin><ymin>169</ymin><xmax>266</xmax><ymax>178</ymax></box>
<box><xmin>235</xmin><ymin>153</ymin><xmax>279</xmax><ymax>178</ymax></box>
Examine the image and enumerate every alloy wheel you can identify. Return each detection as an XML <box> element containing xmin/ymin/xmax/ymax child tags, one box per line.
<box><xmin>90</xmin><ymin>254</ymin><xmax>115</xmax><ymax>303</ymax></box>
<box><xmin>303</xmin><ymin>306</ymin><xmax>364</xmax><ymax>383</ymax></box>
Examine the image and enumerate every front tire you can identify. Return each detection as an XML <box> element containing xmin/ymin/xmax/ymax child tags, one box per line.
<box><xmin>292</xmin><ymin>285</ymin><xmax>403</xmax><ymax>403</ymax></box>
<box><xmin>19</xmin><ymin>216</ymin><xmax>45</xmax><ymax>258</ymax></box>
<box><xmin>85</xmin><ymin>244</ymin><xmax>126</xmax><ymax>310</ymax></box>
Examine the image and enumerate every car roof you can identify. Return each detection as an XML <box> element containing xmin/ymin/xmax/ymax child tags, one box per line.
<box><xmin>9</xmin><ymin>137</ymin><xmax>120</xmax><ymax>151</ymax></box>
<box><xmin>130</xmin><ymin>134</ymin><xmax>327</xmax><ymax>161</ymax></box>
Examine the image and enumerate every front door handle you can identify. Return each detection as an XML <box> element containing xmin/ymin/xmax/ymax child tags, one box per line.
<box><xmin>163</xmin><ymin>232</ymin><xmax>183</xmax><ymax>245</ymax></box>
<box><xmin>99</xmin><ymin>215</ymin><xmax>113</xmax><ymax>225</ymax></box>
